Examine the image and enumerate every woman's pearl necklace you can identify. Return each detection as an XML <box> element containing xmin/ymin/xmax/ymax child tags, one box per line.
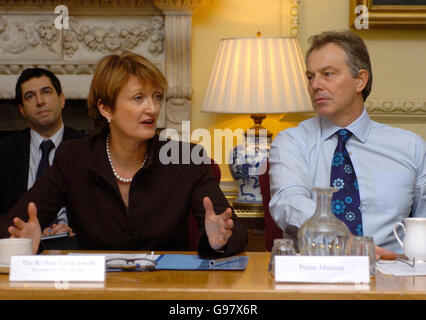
<box><xmin>106</xmin><ymin>134</ymin><xmax>148</xmax><ymax>184</ymax></box>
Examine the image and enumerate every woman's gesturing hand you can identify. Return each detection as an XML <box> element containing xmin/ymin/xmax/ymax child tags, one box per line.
<box><xmin>203</xmin><ymin>197</ymin><xmax>234</xmax><ymax>251</ymax></box>
<box><xmin>8</xmin><ymin>202</ymin><xmax>41</xmax><ymax>254</ymax></box>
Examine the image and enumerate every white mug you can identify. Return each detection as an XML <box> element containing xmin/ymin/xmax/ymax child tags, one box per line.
<box><xmin>0</xmin><ymin>238</ymin><xmax>32</xmax><ymax>265</ymax></box>
<box><xmin>393</xmin><ymin>218</ymin><xmax>426</xmax><ymax>261</ymax></box>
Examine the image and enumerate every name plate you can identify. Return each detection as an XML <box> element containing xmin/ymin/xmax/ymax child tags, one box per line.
<box><xmin>9</xmin><ymin>255</ymin><xmax>105</xmax><ymax>282</ymax></box>
<box><xmin>275</xmin><ymin>256</ymin><xmax>370</xmax><ymax>284</ymax></box>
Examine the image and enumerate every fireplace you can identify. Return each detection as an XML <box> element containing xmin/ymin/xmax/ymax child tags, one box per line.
<box><xmin>0</xmin><ymin>0</ymin><xmax>202</xmax><ymax>136</ymax></box>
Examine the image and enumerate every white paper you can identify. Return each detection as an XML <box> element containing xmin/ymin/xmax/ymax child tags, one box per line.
<box><xmin>376</xmin><ymin>260</ymin><xmax>426</xmax><ymax>276</ymax></box>
<box><xmin>9</xmin><ymin>255</ymin><xmax>105</xmax><ymax>282</ymax></box>
<box><xmin>275</xmin><ymin>256</ymin><xmax>370</xmax><ymax>284</ymax></box>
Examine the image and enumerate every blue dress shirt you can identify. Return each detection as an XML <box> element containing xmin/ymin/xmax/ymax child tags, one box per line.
<box><xmin>269</xmin><ymin>109</ymin><xmax>426</xmax><ymax>252</ymax></box>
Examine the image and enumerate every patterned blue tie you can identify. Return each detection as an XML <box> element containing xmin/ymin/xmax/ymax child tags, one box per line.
<box><xmin>330</xmin><ymin>129</ymin><xmax>363</xmax><ymax>235</ymax></box>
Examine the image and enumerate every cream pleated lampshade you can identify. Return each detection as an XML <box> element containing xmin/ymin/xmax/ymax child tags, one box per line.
<box><xmin>201</xmin><ymin>37</ymin><xmax>313</xmax><ymax>114</ymax></box>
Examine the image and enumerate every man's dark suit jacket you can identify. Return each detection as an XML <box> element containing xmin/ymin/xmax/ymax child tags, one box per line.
<box><xmin>0</xmin><ymin>127</ymin><xmax>85</xmax><ymax>216</ymax></box>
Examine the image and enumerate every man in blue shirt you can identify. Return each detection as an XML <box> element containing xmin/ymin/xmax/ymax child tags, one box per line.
<box><xmin>269</xmin><ymin>30</ymin><xmax>425</xmax><ymax>256</ymax></box>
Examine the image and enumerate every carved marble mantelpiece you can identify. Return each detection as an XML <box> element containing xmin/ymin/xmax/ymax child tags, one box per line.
<box><xmin>280</xmin><ymin>99</ymin><xmax>426</xmax><ymax>124</ymax></box>
<box><xmin>0</xmin><ymin>0</ymin><xmax>203</xmax><ymax>131</ymax></box>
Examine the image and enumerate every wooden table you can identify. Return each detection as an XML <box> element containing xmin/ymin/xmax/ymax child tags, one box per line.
<box><xmin>0</xmin><ymin>251</ymin><xmax>426</xmax><ymax>300</ymax></box>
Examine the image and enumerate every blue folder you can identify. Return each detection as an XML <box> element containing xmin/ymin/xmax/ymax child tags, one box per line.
<box><xmin>155</xmin><ymin>254</ymin><xmax>249</xmax><ymax>270</ymax></box>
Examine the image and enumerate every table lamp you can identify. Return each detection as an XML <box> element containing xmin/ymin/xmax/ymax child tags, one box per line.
<box><xmin>201</xmin><ymin>34</ymin><xmax>313</xmax><ymax>211</ymax></box>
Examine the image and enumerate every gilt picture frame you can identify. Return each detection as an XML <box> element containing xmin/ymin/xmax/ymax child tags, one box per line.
<box><xmin>350</xmin><ymin>0</ymin><xmax>426</xmax><ymax>28</ymax></box>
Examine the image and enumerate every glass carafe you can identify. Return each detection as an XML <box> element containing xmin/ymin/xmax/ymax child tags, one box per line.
<box><xmin>297</xmin><ymin>187</ymin><xmax>350</xmax><ymax>255</ymax></box>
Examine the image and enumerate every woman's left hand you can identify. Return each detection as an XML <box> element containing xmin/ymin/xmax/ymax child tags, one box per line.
<box><xmin>203</xmin><ymin>197</ymin><xmax>234</xmax><ymax>251</ymax></box>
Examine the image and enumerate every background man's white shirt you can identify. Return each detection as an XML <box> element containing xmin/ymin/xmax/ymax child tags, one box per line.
<box><xmin>28</xmin><ymin>125</ymin><xmax>67</xmax><ymax>225</ymax></box>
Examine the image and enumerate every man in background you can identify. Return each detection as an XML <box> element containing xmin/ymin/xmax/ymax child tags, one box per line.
<box><xmin>0</xmin><ymin>68</ymin><xmax>85</xmax><ymax>245</ymax></box>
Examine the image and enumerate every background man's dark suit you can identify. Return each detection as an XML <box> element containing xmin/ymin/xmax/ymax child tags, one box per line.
<box><xmin>0</xmin><ymin>127</ymin><xmax>85</xmax><ymax>249</ymax></box>
<box><xmin>0</xmin><ymin>127</ymin><xmax>85</xmax><ymax>216</ymax></box>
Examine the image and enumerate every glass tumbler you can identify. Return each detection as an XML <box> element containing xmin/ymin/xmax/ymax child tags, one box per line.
<box><xmin>268</xmin><ymin>239</ymin><xmax>296</xmax><ymax>276</ymax></box>
<box><xmin>347</xmin><ymin>235</ymin><xmax>376</xmax><ymax>277</ymax></box>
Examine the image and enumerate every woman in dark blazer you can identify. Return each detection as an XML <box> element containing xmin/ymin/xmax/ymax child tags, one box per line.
<box><xmin>0</xmin><ymin>52</ymin><xmax>247</xmax><ymax>258</ymax></box>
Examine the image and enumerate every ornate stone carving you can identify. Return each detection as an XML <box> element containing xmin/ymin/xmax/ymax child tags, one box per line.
<box><xmin>165</xmin><ymin>98</ymin><xmax>191</xmax><ymax>125</ymax></box>
<box><xmin>62</xmin><ymin>16</ymin><xmax>164</xmax><ymax>57</ymax></box>
<box><xmin>365</xmin><ymin>99</ymin><xmax>426</xmax><ymax>113</ymax></box>
<box><xmin>365</xmin><ymin>99</ymin><xmax>426</xmax><ymax>123</ymax></box>
<box><xmin>0</xmin><ymin>63</ymin><xmax>96</xmax><ymax>75</ymax></box>
<box><xmin>0</xmin><ymin>17</ymin><xmax>60</xmax><ymax>54</ymax></box>
<box><xmin>280</xmin><ymin>0</ymin><xmax>303</xmax><ymax>42</ymax></box>
<box><xmin>0</xmin><ymin>0</ymin><xmax>203</xmax><ymax>133</ymax></box>
<box><xmin>0</xmin><ymin>15</ymin><xmax>164</xmax><ymax>58</ymax></box>
<box><xmin>37</xmin><ymin>20</ymin><xmax>60</xmax><ymax>52</ymax></box>
<box><xmin>280</xmin><ymin>99</ymin><xmax>426</xmax><ymax>124</ymax></box>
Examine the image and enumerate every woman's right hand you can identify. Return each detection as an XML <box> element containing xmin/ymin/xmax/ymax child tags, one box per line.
<box><xmin>8</xmin><ymin>202</ymin><xmax>41</xmax><ymax>254</ymax></box>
